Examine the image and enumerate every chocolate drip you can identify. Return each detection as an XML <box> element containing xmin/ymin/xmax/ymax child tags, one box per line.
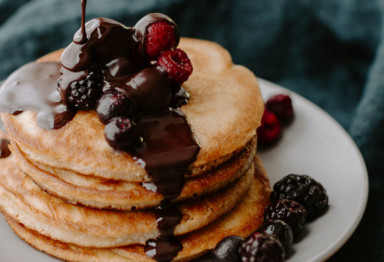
<box><xmin>0</xmin><ymin>62</ymin><xmax>72</xmax><ymax>129</ymax></box>
<box><xmin>137</xmin><ymin>110</ymin><xmax>199</xmax><ymax>198</ymax></box>
<box><xmin>0</xmin><ymin>4</ymin><xmax>198</xmax><ymax>260</ymax></box>
<box><xmin>0</xmin><ymin>138</ymin><xmax>11</xmax><ymax>158</ymax></box>
<box><xmin>61</xmin><ymin>18</ymin><xmax>137</xmax><ymax>72</ymax></box>
<box><xmin>137</xmin><ymin>110</ymin><xmax>199</xmax><ymax>261</ymax></box>
<box><xmin>76</xmin><ymin>0</ymin><xmax>88</xmax><ymax>44</ymax></box>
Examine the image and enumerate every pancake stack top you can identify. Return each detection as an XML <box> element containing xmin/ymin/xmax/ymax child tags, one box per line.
<box><xmin>0</xmin><ymin>12</ymin><xmax>269</xmax><ymax>262</ymax></box>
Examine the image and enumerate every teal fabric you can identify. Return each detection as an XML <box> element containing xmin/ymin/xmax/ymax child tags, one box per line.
<box><xmin>0</xmin><ymin>0</ymin><xmax>383</xmax><ymax>260</ymax></box>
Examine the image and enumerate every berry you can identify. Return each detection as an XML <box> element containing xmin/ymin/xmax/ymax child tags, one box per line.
<box><xmin>157</xmin><ymin>48</ymin><xmax>193</xmax><ymax>86</ymax></box>
<box><xmin>257</xmin><ymin>219</ymin><xmax>293</xmax><ymax>252</ymax></box>
<box><xmin>257</xmin><ymin>109</ymin><xmax>282</xmax><ymax>146</ymax></box>
<box><xmin>271</xmin><ymin>174</ymin><xmax>329</xmax><ymax>219</ymax></box>
<box><xmin>240</xmin><ymin>232</ymin><xmax>284</xmax><ymax>262</ymax></box>
<box><xmin>96</xmin><ymin>89</ymin><xmax>135</xmax><ymax>124</ymax></box>
<box><xmin>212</xmin><ymin>235</ymin><xmax>243</xmax><ymax>262</ymax></box>
<box><xmin>264</xmin><ymin>199</ymin><xmax>307</xmax><ymax>236</ymax></box>
<box><xmin>266</xmin><ymin>94</ymin><xmax>294</xmax><ymax>124</ymax></box>
<box><xmin>66</xmin><ymin>69</ymin><xmax>103</xmax><ymax>110</ymax></box>
<box><xmin>145</xmin><ymin>21</ymin><xmax>178</xmax><ymax>60</ymax></box>
<box><xmin>104</xmin><ymin>117</ymin><xmax>138</xmax><ymax>150</ymax></box>
<box><xmin>125</xmin><ymin>67</ymin><xmax>172</xmax><ymax>113</ymax></box>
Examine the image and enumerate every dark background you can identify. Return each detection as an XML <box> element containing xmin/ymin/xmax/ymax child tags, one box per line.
<box><xmin>1</xmin><ymin>0</ymin><xmax>383</xmax><ymax>260</ymax></box>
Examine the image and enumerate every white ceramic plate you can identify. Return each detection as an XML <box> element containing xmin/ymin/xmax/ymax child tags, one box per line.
<box><xmin>258</xmin><ymin>78</ymin><xmax>368</xmax><ymax>262</ymax></box>
<box><xmin>0</xmin><ymin>79</ymin><xmax>368</xmax><ymax>262</ymax></box>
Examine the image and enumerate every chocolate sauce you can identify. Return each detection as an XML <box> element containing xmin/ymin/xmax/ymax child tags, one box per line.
<box><xmin>61</xmin><ymin>18</ymin><xmax>137</xmax><ymax>72</ymax></box>
<box><xmin>0</xmin><ymin>138</ymin><xmax>11</xmax><ymax>158</ymax></box>
<box><xmin>137</xmin><ymin>110</ymin><xmax>199</xmax><ymax>261</ymax></box>
<box><xmin>0</xmin><ymin>3</ymin><xmax>198</xmax><ymax>260</ymax></box>
<box><xmin>77</xmin><ymin>0</ymin><xmax>88</xmax><ymax>44</ymax></box>
<box><xmin>121</xmin><ymin>67</ymin><xmax>172</xmax><ymax>113</ymax></box>
<box><xmin>0</xmin><ymin>62</ymin><xmax>72</xmax><ymax>129</ymax></box>
<box><xmin>136</xmin><ymin>110</ymin><xmax>199</xmax><ymax>198</ymax></box>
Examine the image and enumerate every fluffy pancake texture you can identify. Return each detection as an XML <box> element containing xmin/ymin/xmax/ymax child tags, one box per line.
<box><xmin>0</xmin><ymin>154</ymin><xmax>255</xmax><ymax>248</ymax></box>
<box><xmin>1</xmin><ymin>156</ymin><xmax>270</xmax><ymax>262</ymax></box>
<box><xmin>10</xmin><ymin>137</ymin><xmax>256</xmax><ymax>210</ymax></box>
<box><xmin>1</xmin><ymin>38</ymin><xmax>264</xmax><ymax>182</ymax></box>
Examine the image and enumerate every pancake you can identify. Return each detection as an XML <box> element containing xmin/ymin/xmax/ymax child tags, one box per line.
<box><xmin>3</xmin><ymin>156</ymin><xmax>269</xmax><ymax>262</ymax></box>
<box><xmin>0</xmin><ymin>34</ymin><xmax>268</xmax><ymax>262</ymax></box>
<box><xmin>0</xmin><ymin>153</ymin><xmax>255</xmax><ymax>248</ymax></box>
<box><xmin>11</xmin><ymin>137</ymin><xmax>256</xmax><ymax>210</ymax></box>
<box><xmin>1</xmin><ymin>38</ymin><xmax>264</xmax><ymax>182</ymax></box>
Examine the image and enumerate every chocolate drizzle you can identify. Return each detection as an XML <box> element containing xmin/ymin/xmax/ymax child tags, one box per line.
<box><xmin>77</xmin><ymin>0</ymin><xmax>88</xmax><ymax>44</ymax></box>
<box><xmin>0</xmin><ymin>138</ymin><xmax>11</xmax><ymax>158</ymax></box>
<box><xmin>0</xmin><ymin>62</ymin><xmax>72</xmax><ymax>129</ymax></box>
<box><xmin>0</xmin><ymin>2</ymin><xmax>199</xmax><ymax>260</ymax></box>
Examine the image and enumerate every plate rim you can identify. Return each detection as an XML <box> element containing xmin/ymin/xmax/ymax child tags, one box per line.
<box><xmin>258</xmin><ymin>77</ymin><xmax>369</xmax><ymax>262</ymax></box>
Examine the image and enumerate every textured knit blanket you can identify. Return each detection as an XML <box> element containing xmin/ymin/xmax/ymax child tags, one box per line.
<box><xmin>0</xmin><ymin>0</ymin><xmax>383</xmax><ymax>260</ymax></box>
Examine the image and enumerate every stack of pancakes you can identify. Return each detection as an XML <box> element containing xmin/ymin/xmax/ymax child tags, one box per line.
<box><xmin>0</xmin><ymin>38</ymin><xmax>270</xmax><ymax>261</ymax></box>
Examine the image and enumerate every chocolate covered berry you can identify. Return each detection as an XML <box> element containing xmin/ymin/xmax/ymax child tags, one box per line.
<box><xmin>104</xmin><ymin>117</ymin><xmax>139</xmax><ymax>150</ymax></box>
<box><xmin>96</xmin><ymin>89</ymin><xmax>135</xmax><ymax>124</ymax></box>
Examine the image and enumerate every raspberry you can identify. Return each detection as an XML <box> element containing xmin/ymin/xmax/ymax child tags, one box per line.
<box><xmin>257</xmin><ymin>219</ymin><xmax>293</xmax><ymax>252</ymax></box>
<box><xmin>104</xmin><ymin>117</ymin><xmax>139</xmax><ymax>151</ymax></box>
<box><xmin>157</xmin><ymin>48</ymin><xmax>193</xmax><ymax>86</ymax></box>
<box><xmin>212</xmin><ymin>235</ymin><xmax>244</xmax><ymax>262</ymax></box>
<box><xmin>145</xmin><ymin>21</ymin><xmax>178</xmax><ymax>60</ymax></box>
<box><xmin>96</xmin><ymin>89</ymin><xmax>135</xmax><ymax>124</ymax></box>
<box><xmin>257</xmin><ymin>109</ymin><xmax>282</xmax><ymax>146</ymax></box>
<box><xmin>240</xmin><ymin>232</ymin><xmax>284</xmax><ymax>262</ymax></box>
<box><xmin>270</xmin><ymin>174</ymin><xmax>329</xmax><ymax>219</ymax></box>
<box><xmin>263</xmin><ymin>199</ymin><xmax>307</xmax><ymax>237</ymax></box>
<box><xmin>66</xmin><ymin>69</ymin><xmax>103</xmax><ymax>110</ymax></box>
<box><xmin>266</xmin><ymin>94</ymin><xmax>294</xmax><ymax>124</ymax></box>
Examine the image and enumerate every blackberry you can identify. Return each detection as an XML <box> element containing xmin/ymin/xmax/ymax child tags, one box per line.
<box><xmin>257</xmin><ymin>219</ymin><xmax>293</xmax><ymax>252</ymax></box>
<box><xmin>96</xmin><ymin>89</ymin><xmax>135</xmax><ymax>124</ymax></box>
<box><xmin>240</xmin><ymin>232</ymin><xmax>284</xmax><ymax>262</ymax></box>
<box><xmin>67</xmin><ymin>69</ymin><xmax>103</xmax><ymax>110</ymax></box>
<box><xmin>212</xmin><ymin>235</ymin><xmax>243</xmax><ymax>262</ymax></box>
<box><xmin>263</xmin><ymin>199</ymin><xmax>307</xmax><ymax>237</ymax></box>
<box><xmin>104</xmin><ymin>117</ymin><xmax>139</xmax><ymax>151</ymax></box>
<box><xmin>271</xmin><ymin>174</ymin><xmax>328</xmax><ymax>219</ymax></box>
